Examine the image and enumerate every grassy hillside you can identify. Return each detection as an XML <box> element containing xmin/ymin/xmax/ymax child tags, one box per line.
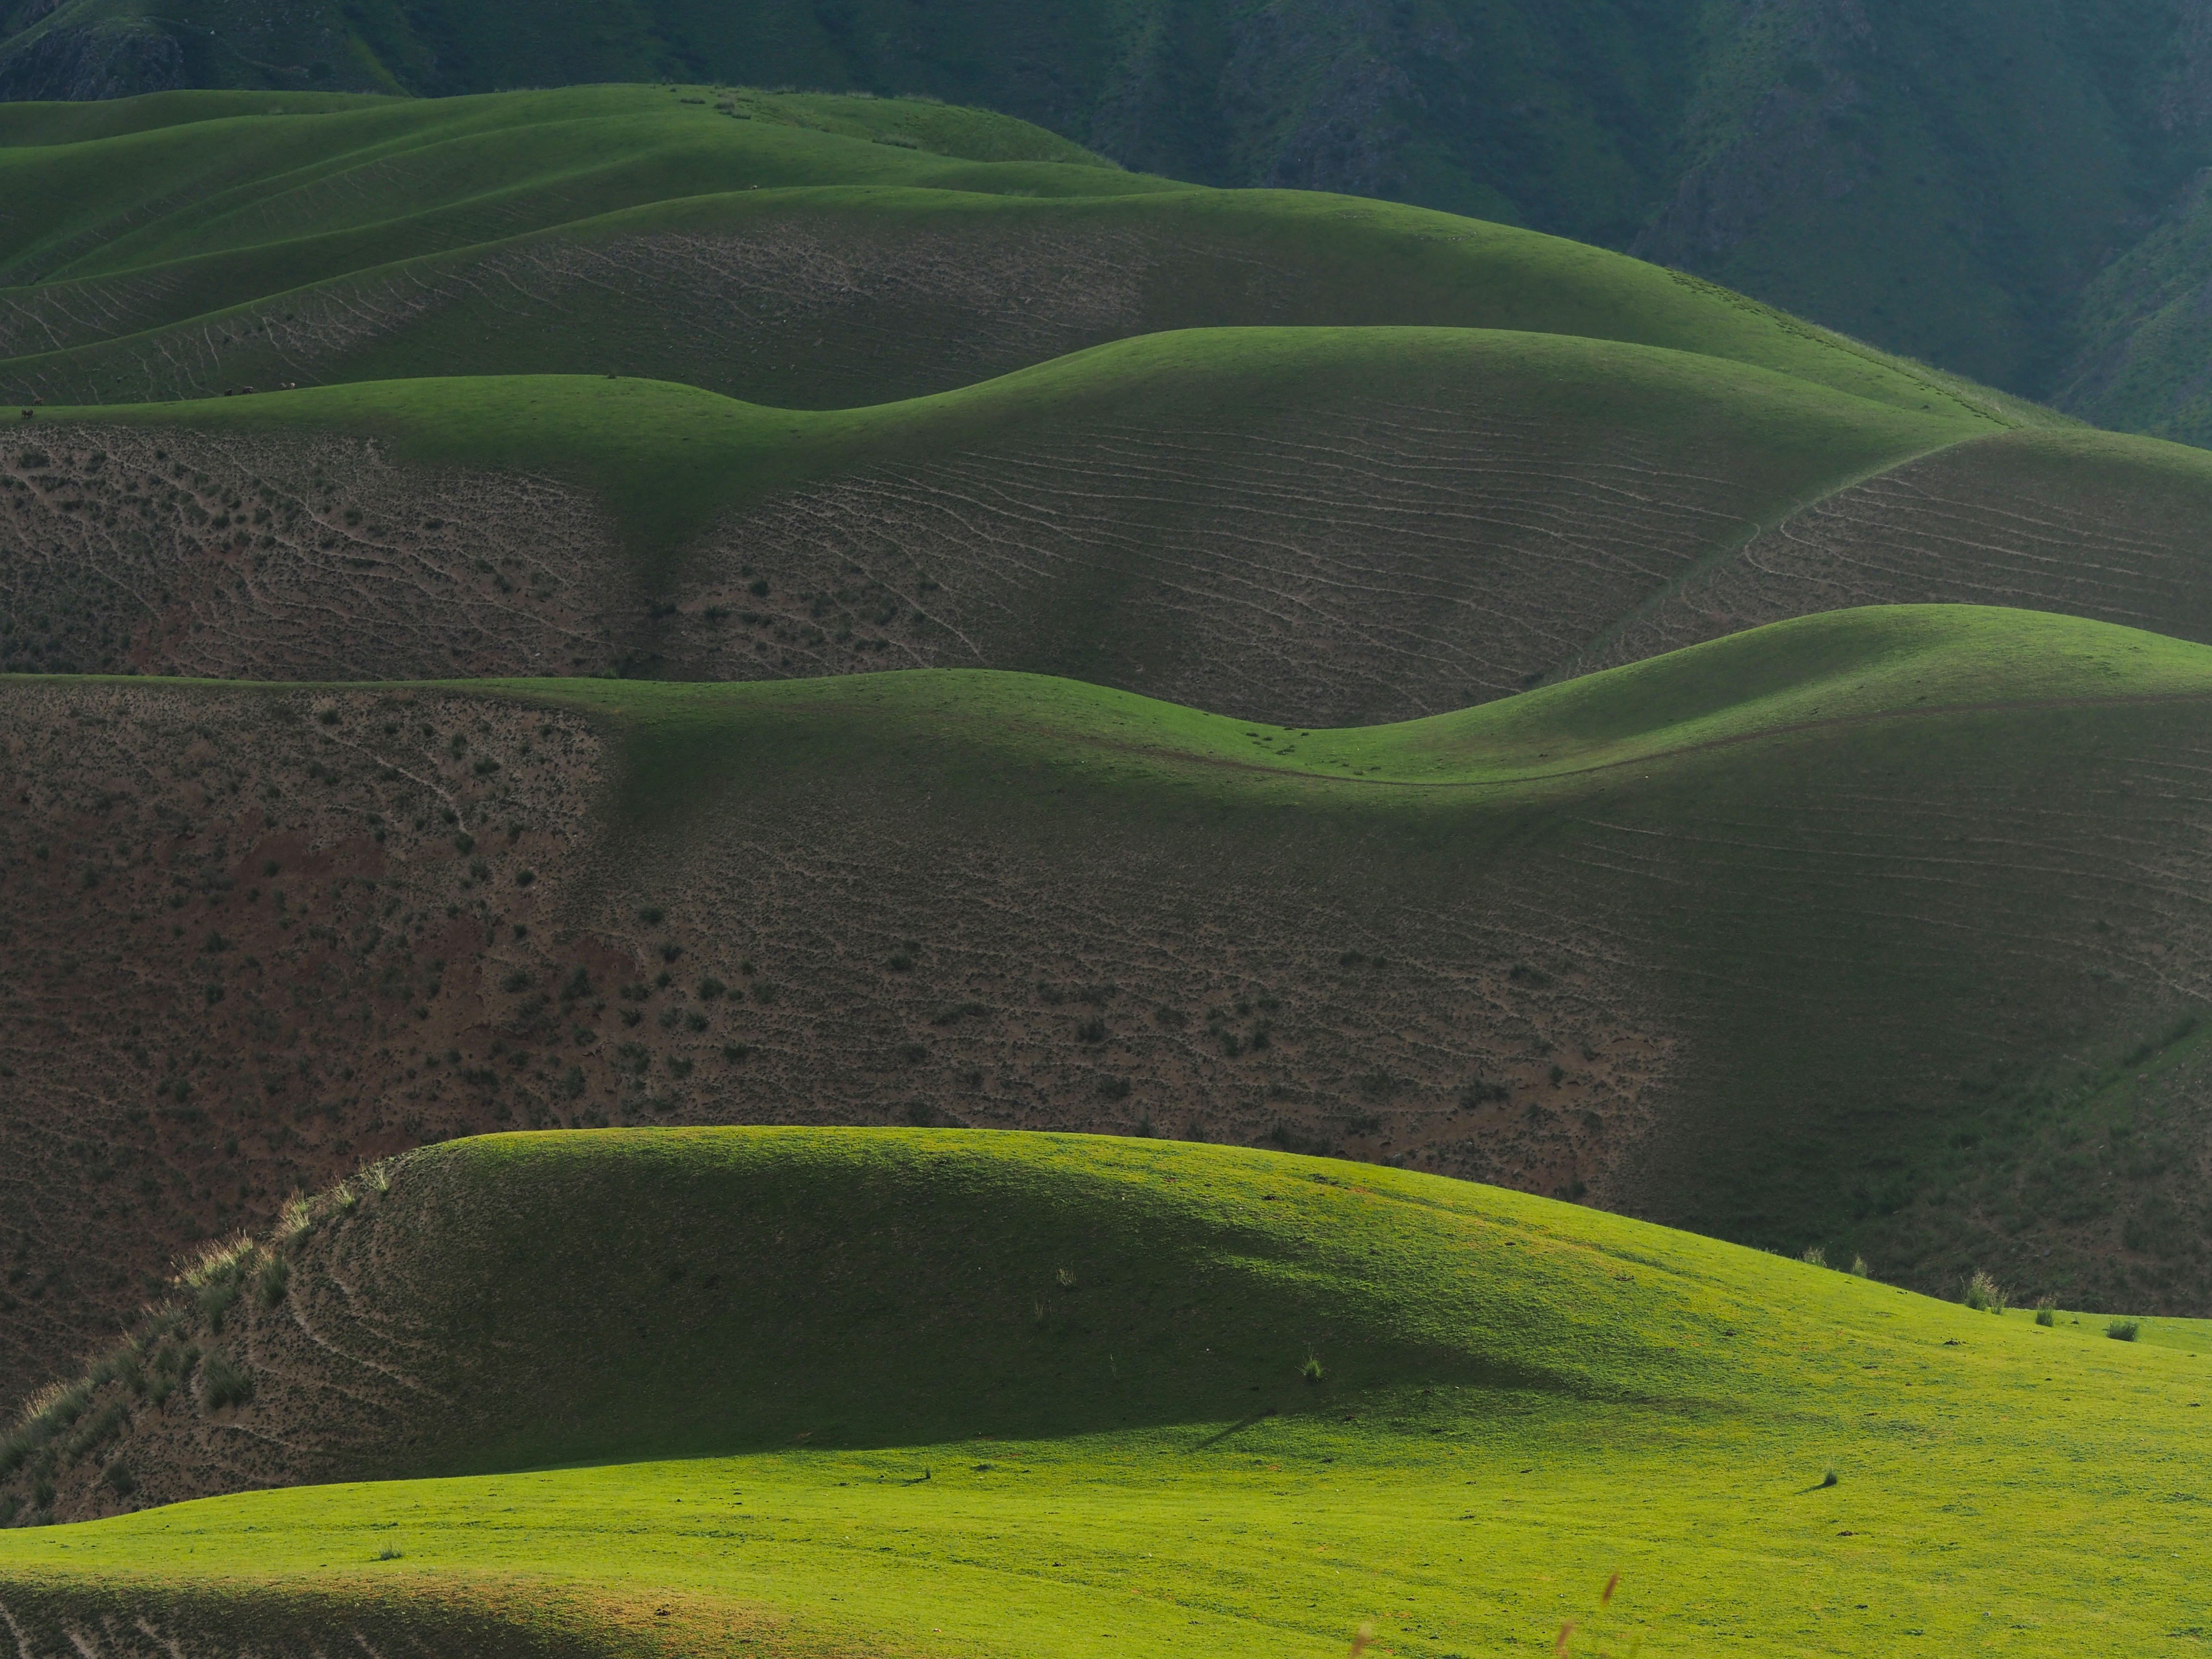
<box><xmin>7</xmin><ymin>8</ymin><xmax>2212</xmax><ymax>428</ymax></box>
<box><xmin>2</xmin><ymin>1128</ymin><xmax>2211</xmax><ymax>1656</ymax></box>
<box><xmin>10</xmin><ymin>606</ymin><xmax>2212</xmax><ymax>1413</ymax></box>
<box><xmin>2052</xmin><ymin>170</ymin><xmax>2212</xmax><ymax>447</ymax></box>
<box><xmin>3</xmin><ymin>335</ymin><xmax>1986</xmax><ymax>721</ymax></box>
<box><xmin>0</xmin><ymin>85</ymin><xmax>2036</xmax><ymax>421</ymax></box>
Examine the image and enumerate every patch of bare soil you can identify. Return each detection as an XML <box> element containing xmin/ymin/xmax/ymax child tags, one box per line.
<box><xmin>1</xmin><ymin>430</ymin><xmax>625</xmax><ymax>682</ymax></box>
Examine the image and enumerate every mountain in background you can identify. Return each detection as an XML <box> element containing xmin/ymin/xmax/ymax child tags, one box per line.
<box><xmin>5</xmin><ymin>0</ymin><xmax>2212</xmax><ymax>440</ymax></box>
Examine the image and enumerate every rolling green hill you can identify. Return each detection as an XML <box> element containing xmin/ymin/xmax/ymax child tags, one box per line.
<box><xmin>9</xmin><ymin>606</ymin><xmax>2212</xmax><ymax>1415</ymax></box>
<box><xmin>0</xmin><ymin>85</ymin><xmax>2031</xmax><ymax>419</ymax></box>
<box><xmin>7</xmin><ymin>5</ymin><xmax>2212</xmax><ymax>430</ymax></box>
<box><xmin>2</xmin><ymin>1128</ymin><xmax>2210</xmax><ymax>1656</ymax></box>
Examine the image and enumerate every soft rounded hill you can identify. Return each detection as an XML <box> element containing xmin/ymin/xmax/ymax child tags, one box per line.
<box><xmin>0</xmin><ymin>1126</ymin><xmax>1780</xmax><ymax>1514</ymax></box>
<box><xmin>4</xmin><ymin>334</ymin><xmax>1979</xmax><ymax>721</ymax></box>
<box><xmin>0</xmin><ymin>84</ymin><xmax>2026</xmax><ymax>420</ymax></box>
<box><xmin>9</xmin><ymin>606</ymin><xmax>2212</xmax><ymax>1411</ymax></box>
<box><xmin>4</xmin><ymin>1126</ymin><xmax>2211</xmax><ymax>1659</ymax></box>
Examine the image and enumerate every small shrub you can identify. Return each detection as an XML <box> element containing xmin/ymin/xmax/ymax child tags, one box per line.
<box><xmin>197</xmin><ymin>1276</ymin><xmax>241</xmax><ymax>1334</ymax></box>
<box><xmin>2107</xmin><ymin>1318</ymin><xmax>2141</xmax><ymax>1341</ymax></box>
<box><xmin>697</xmin><ymin>976</ymin><xmax>725</xmax><ymax>1000</ymax></box>
<box><xmin>1055</xmin><ymin>1268</ymin><xmax>1077</xmax><ymax>1290</ymax></box>
<box><xmin>1800</xmin><ymin>1246</ymin><xmax>1827</xmax><ymax>1268</ymax></box>
<box><xmin>887</xmin><ymin>952</ymin><xmax>914</xmax><ymax>972</ymax></box>
<box><xmin>1819</xmin><ymin>1466</ymin><xmax>1838</xmax><ymax>1489</ymax></box>
<box><xmin>1098</xmin><ymin>1077</ymin><xmax>1130</xmax><ymax>1100</ymax></box>
<box><xmin>638</xmin><ymin>906</ymin><xmax>665</xmax><ymax>924</ymax></box>
<box><xmin>1301</xmin><ymin>1355</ymin><xmax>1325</xmax><ymax>1383</ymax></box>
<box><xmin>375</xmin><ymin>1545</ymin><xmax>404</xmax><ymax>1561</ymax></box>
<box><xmin>1077</xmin><ymin>1020</ymin><xmax>1106</xmax><ymax>1044</ymax></box>
<box><xmin>102</xmin><ymin>1460</ymin><xmax>136</xmax><ymax>1496</ymax></box>
<box><xmin>255</xmin><ymin>1255</ymin><xmax>289</xmax><ymax>1308</ymax></box>
<box><xmin>2034</xmin><ymin>1299</ymin><xmax>2056</xmax><ymax>1327</ymax></box>
<box><xmin>1964</xmin><ymin>1270</ymin><xmax>2006</xmax><ymax>1314</ymax></box>
<box><xmin>1849</xmin><ymin>1254</ymin><xmax>1869</xmax><ymax>1277</ymax></box>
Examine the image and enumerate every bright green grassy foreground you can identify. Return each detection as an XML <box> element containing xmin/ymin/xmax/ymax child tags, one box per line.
<box><xmin>3</xmin><ymin>1127</ymin><xmax>2211</xmax><ymax>1657</ymax></box>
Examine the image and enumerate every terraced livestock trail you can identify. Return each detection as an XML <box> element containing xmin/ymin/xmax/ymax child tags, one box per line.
<box><xmin>670</xmin><ymin>400</ymin><xmax>1808</xmax><ymax>722</ymax></box>
<box><xmin>1</xmin><ymin>215</ymin><xmax>1250</xmax><ymax>409</ymax></box>
<box><xmin>1571</xmin><ymin>428</ymin><xmax>2212</xmax><ymax>677</ymax></box>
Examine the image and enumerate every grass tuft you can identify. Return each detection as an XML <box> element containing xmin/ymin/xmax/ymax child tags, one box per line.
<box><xmin>201</xmin><ymin>1349</ymin><xmax>254</xmax><ymax>1411</ymax></box>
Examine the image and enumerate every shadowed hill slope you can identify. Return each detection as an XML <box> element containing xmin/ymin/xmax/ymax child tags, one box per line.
<box><xmin>3</xmin><ymin>336</ymin><xmax>1983</xmax><ymax>723</ymax></box>
<box><xmin>11</xmin><ymin>607</ymin><xmax>2212</xmax><ymax>1412</ymax></box>
<box><xmin>2</xmin><ymin>1126</ymin><xmax>1764</xmax><ymax>1516</ymax></box>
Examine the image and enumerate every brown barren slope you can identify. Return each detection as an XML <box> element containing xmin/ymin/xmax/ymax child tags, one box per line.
<box><xmin>1565</xmin><ymin>428</ymin><xmax>2212</xmax><ymax>678</ymax></box>
<box><xmin>11</xmin><ymin>638</ymin><xmax>2212</xmax><ymax>1412</ymax></box>
<box><xmin>0</xmin><ymin>333</ymin><xmax>1977</xmax><ymax>725</ymax></box>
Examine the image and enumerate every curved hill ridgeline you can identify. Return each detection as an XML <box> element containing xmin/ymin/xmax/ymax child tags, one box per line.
<box><xmin>10</xmin><ymin>608</ymin><xmax>2212</xmax><ymax>1409</ymax></box>
<box><xmin>0</xmin><ymin>85</ymin><xmax>2036</xmax><ymax>421</ymax></box>
<box><xmin>3</xmin><ymin>335</ymin><xmax>1980</xmax><ymax>723</ymax></box>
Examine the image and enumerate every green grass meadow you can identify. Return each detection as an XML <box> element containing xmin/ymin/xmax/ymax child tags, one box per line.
<box><xmin>3</xmin><ymin>1128</ymin><xmax>2210</xmax><ymax>1656</ymax></box>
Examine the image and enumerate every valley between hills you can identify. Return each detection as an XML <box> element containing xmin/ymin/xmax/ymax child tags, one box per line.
<box><xmin>4</xmin><ymin>79</ymin><xmax>2212</xmax><ymax>1659</ymax></box>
